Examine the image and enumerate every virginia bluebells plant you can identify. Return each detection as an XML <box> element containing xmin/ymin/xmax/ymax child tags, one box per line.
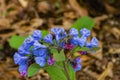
<box><xmin>13</xmin><ymin>27</ymin><xmax>99</xmax><ymax>78</ymax></box>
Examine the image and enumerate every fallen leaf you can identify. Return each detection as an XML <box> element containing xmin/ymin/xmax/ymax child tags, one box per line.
<box><xmin>97</xmin><ymin>62</ymin><xmax>113</xmax><ymax>80</ymax></box>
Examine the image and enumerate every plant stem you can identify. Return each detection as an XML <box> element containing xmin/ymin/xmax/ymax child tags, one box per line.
<box><xmin>63</xmin><ymin>61</ymin><xmax>71</xmax><ymax>80</ymax></box>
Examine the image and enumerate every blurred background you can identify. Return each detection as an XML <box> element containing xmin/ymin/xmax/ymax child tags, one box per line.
<box><xmin>0</xmin><ymin>0</ymin><xmax>120</xmax><ymax>80</ymax></box>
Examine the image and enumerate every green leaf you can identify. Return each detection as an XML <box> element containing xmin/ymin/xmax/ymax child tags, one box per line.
<box><xmin>0</xmin><ymin>46</ymin><xmax>3</xmax><ymax>50</ymax></box>
<box><xmin>28</xmin><ymin>63</ymin><xmax>41</xmax><ymax>77</ymax></box>
<box><xmin>53</xmin><ymin>50</ymin><xmax>65</xmax><ymax>62</ymax></box>
<box><xmin>74</xmin><ymin>47</ymin><xmax>100</xmax><ymax>52</ymax></box>
<box><xmin>50</xmin><ymin>49</ymin><xmax>58</xmax><ymax>54</ymax></box>
<box><xmin>42</xmin><ymin>30</ymin><xmax>49</xmax><ymax>38</ymax></box>
<box><xmin>46</xmin><ymin>65</ymin><xmax>67</xmax><ymax>80</ymax></box>
<box><xmin>71</xmin><ymin>16</ymin><xmax>95</xmax><ymax>30</ymax></box>
<box><xmin>74</xmin><ymin>47</ymin><xmax>89</xmax><ymax>52</ymax></box>
<box><xmin>9</xmin><ymin>35</ymin><xmax>27</xmax><ymax>49</ymax></box>
<box><xmin>90</xmin><ymin>47</ymin><xmax>100</xmax><ymax>51</ymax></box>
<box><xmin>67</xmin><ymin>64</ymin><xmax>76</xmax><ymax>80</ymax></box>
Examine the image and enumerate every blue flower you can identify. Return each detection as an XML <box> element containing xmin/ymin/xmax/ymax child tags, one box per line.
<box><xmin>24</xmin><ymin>36</ymin><xmax>35</xmax><ymax>44</ymax></box>
<box><xmin>78</xmin><ymin>36</ymin><xmax>87</xmax><ymax>47</ymax></box>
<box><xmin>51</xmin><ymin>27</ymin><xmax>65</xmax><ymax>35</ymax></box>
<box><xmin>22</xmin><ymin>36</ymin><xmax>35</xmax><ymax>50</ymax></box>
<box><xmin>72</xmin><ymin>57</ymin><xmax>82</xmax><ymax>72</ymax></box>
<box><xmin>13</xmin><ymin>53</ymin><xmax>28</xmax><ymax>65</ymax></box>
<box><xmin>75</xmin><ymin>57</ymin><xmax>82</xmax><ymax>63</ymax></box>
<box><xmin>32</xmin><ymin>30</ymin><xmax>42</xmax><ymax>40</ymax></box>
<box><xmin>18</xmin><ymin>46</ymin><xmax>30</xmax><ymax>55</ymax></box>
<box><xmin>33</xmin><ymin>44</ymin><xmax>47</xmax><ymax>67</ymax></box>
<box><xmin>51</xmin><ymin>27</ymin><xmax>66</xmax><ymax>41</ymax></box>
<box><xmin>70</xmin><ymin>36</ymin><xmax>79</xmax><ymax>46</ymax></box>
<box><xmin>69</xmin><ymin>28</ymin><xmax>78</xmax><ymax>37</ymax></box>
<box><xmin>74</xmin><ymin>63</ymin><xmax>82</xmax><ymax>72</ymax></box>
<box><xmin>33</xmin><ymin>48</ymin><xmax>47</xmax><ymax>58</ymax></box>
<box><xmin>44</xmin><ymin>34</ymin><xmax>53</xmax><ymax>44</ymax></box>
<box><xmin>55</xmin><ymin>31</ymin><xmax>66</xmax><ymax>41</ymax></box>
<box><xmin>19</xmin><ymin>64</ymin><xmax>28</xmax><ymax>77</ymax></box>
<box><xmin>80</xmin><ymin>28</ymin><xmax>90</xmax><ymax>37</ymax></box>
<box><xmin>14</xmin><ymin>49</ymin><xmax>30</xmax><ymax>77</ymax></box>
<box><xmin>35</xmin><ymin>57</ymin><xmax>46</xmax><ymax>67</ymax></box>
<box><xmin>33</xmin><ymin>41</ymin><xmax>46</xmax><ymax>50</ymax></box>
<box><xmin>33</xmin><ymin>41</ymin><xmax>47</xmax><ymax>57</ymax></box>
<box><xmin>13</xmin><ymin>28</ymin><xmax>99</xmax><ymax>76</ymax></box>
<box><xmin>86</xmin><ymin>37</ymin><xmax>98</xmax><ymax>48</ymax></box>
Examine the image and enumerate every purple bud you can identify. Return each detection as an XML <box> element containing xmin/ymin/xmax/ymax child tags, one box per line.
<box><xmin>20</xmin><ymin>71</ymin><xmax>27</xmax><ymax>77</ymax></box>
<box><xmin>64</xmin><ymin>43</ymin><xmax>74</xmax><ymax>49</ymax></box>
<box><xmin>79</xmin><ymin>51</ymin><xmax>87</xmax><ymax>55</ymax></box>
<box><xmin>19</xmin><ymin>65</ymin><xmax>28</xmax><ymax>77</ymax></box>
<box><xmin>47</xmin><ymin>57</ymin><xmax>55</xmax><ymax>65</ymax></box>
<box><xmin>73</xmin><ymin>63</ymin><xmax>82</xmax><ymax>72</ymax></box>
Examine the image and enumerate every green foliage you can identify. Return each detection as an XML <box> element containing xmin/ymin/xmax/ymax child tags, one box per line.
<box><xmin>75</xmin><ymin>47</ymin><xmax>100</xmax><ymax>52</ymax></box>
<box><xmin>46</xmin><ymin>65</ymin><xmax>67</xmax><ymax>80</ymax></box>
<box><xmin>55</xmin><ymin>1</ymin><xmax>60</xmax><ymax>8</ymax></box>
<box><xmin>28</xmin><ymin>63</ymin><xmax>41</xmax><ymax>77</ymax></box>
<box><xmin>75</xmin><ymin>47</ymin><xmax>89</xmax><ymax>52</ymax></box>
<box><xmin>0</xmin><ymin>46</ymin><xmax>3</xmax><ymax>50</ymax></box>
<box><xmin>90</xmin><ymin>47</ymin><xmax>100</xmax><ymax>51</ymax></box>
<box><xmin>67</xmin><ymin>64</ymin><xmax>76</xmax><ymax>80</ymax></box>
<box><xmin>53</xmin><ymin>50</ymin><xmax>65</xmax><ymax>62</ymax></box>
<box><xmin>50</xmin><ymin>49</ymin><xmax>58</xmax><ymax>54</ymax></box>
<box><xmin>9</xmin><ymin>35</ymin><xmax>26</xmax><ymax>49</ymax></box>
<box><xmin>42</xmin><ymin>30</ymin><xmax>49</xmax><ymax>38</ymax></box>
<box><xmin>71</xmin><ymin>16</ymin><xmax>95</xmax><ymax>30</ymax></box>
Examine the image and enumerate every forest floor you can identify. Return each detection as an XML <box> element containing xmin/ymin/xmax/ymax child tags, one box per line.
<box><xmin>0</xmin><ymin>0</ymin><xmax>120</xmax><ymax>80</ymax></box>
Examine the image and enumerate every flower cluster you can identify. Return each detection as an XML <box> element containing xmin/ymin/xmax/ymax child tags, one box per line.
<box><xmin>14</xmin><ymin>30</ymin><xmax>48</xmax><ymax>77</ymax></box>
<box><xmin>14</xmin><ymin>27</ymin><xmax>98</xmax><ymax>77</ymax></box>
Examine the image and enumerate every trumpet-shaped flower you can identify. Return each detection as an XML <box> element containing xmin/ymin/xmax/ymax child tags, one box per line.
<box><xmin>86</xmin><ymin>37</ymin><xmax>98</xmax><ymax>48</ymax></box>
<box><xmin>35</xmin><ymin>57</ymin><xmax>46</xmax><ymax>67</ymax></box>
<box><xmin>69</xmin><ymin>28</ymin><xmax>78</xmax><ymax>37</ymax></box>
<box><xmin>32</xmin><ymin>30</ymin><xmax>42</xmax><ymax>40</ymax></box>
<box><xmin>44</xmin><ymin>34</ymin><xmax>53</xmax><ymax>44</ymax></box>
<box><xmin>80</xmin><ymin>28</ymin><xmax>90</xmax><ymax>37</ymax></box>
<box><xmin>78</xmin><ymin>36</ymin><xmax>87</xmax><ymax>47</ymax></box>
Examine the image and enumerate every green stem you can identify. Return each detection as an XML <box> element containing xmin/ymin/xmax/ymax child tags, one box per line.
<box><xmin>63</xmin><ymin>61</ymin><xmax>71</xmax><ymax>80</ymax></box>
<box><xmin>67</xmin><ymin>46</ymin><xmax>78</xmax><ymax>62</ymax></box>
